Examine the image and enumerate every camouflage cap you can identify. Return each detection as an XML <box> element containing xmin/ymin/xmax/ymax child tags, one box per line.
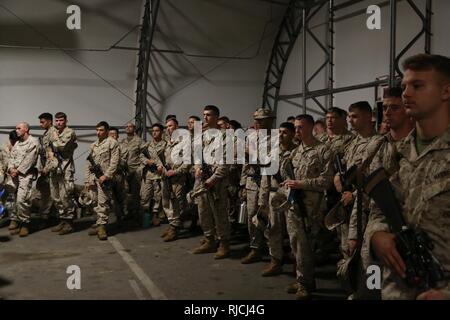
<box><xmin>253</xmin><ymin>107</ymin><xmax>275</xmax><ymax>120</ymax></box>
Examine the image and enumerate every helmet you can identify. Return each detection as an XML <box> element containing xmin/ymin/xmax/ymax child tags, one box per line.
<box><xmin>253</xmin><ymin>107</ymin><xmax>275</xmax><ymax>120</ymax></box>
<box><xmin>78</xmin><ymin>188</ymin><xmax>95</xmax><ymax>207</ymax></box>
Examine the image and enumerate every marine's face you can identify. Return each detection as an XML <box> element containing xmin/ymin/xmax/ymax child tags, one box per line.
<box><xmin>55</xmin><ymin>117</ymin><xmax>67</xmax><ymax>130</ymax></box>
<box><xmin>125</xmin><ymin>123</ymin><xmax>135</xmax><ymax>135</ymax></box>
<box><xmin>108</xmin><ymin>130</ymin><xmax>119</xmax><ymax>140</ymax></box>
<box><xmin>402</xmin><ymin>69</ymin><xmax>450</xmax><ymax>120</ymax></box>
<box><xmin>96</xmin><ymin>126</ymin><xmax>108</xmax><ymax>139</ymax></box>
<box><xmin>39</xmin><ymin>118</ymin><xmax>52</xmax><ymax>130</ymax></box>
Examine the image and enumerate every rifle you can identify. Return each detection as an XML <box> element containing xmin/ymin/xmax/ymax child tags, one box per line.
<box><xmin>285</xmin><ymin>160</ymin><xmax>310</xmax><ymax>232</ymax></box>
<box><xmin>141</xmin><ymin>148</ymin><xmax>158</xmax><ymax>176</ymax></box>
<box><xmin>50</xmin><ymin>142</ymin><xmax>64</xmax><ymax>175</ymax></box>
<box><xmin>87</xmin><ymin>152</ymin><xmax>109</xmax><ymax>187</ymax></box>
<box><xmin>334</xmin><ymin>153</ymin><xmax>357</xmax><ymax>192</ymax></box>
<box><xmin>38</xmin><ymin>137</ymin><xmax>47</xmax><ymax>169</ymax></box>
<box><xmin>365</xmin><ymin>167</ymin><xmax>446</xmax><ymax>291</ymax></box>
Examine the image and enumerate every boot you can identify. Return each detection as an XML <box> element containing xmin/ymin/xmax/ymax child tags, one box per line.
<box><xmin>51</xmin><ymin>222</ymin><xmax>65</xmax><ymax>233</ymax></box>
<box><xmin>8</xmin><ymin>220</ymin><xmax>19</xmax><ymax>231</ymax></box>
<box><xmin>214</xmin><ymin>240</ymin><xmax>230</xmax><ymax>260</ymax></box>
<box><xmin>295</xmin><ymin>284</ymin><xmax>312</xmax><ymax>300</ymax></box>
<box><xmin>162</xmin><ymin>226</ymin><xmax>178</xmax><ymax>242</ymax></box>
<box><xmin>161</xmin><ymin>227</ymin><xmax>171</xmax><ymax>238</ymax></box>
<box><xmin>286</xmin><ymin>282</ymin><xmax>299</xmax><ymax>294</ymax></box>
<box><xmin>19</xmin><ymin>225</ymin><xmax>30</xmax><ymax>237</ymax></box>
<box><xmin>241</xmin><ymin>248</ymin><xmax>262</xmax><ymax>264</ymax></box>
<box><xmin>261</xmin><ymin>257</ymin><xmax>283</xmax><ymax>277</ymax></box>
<box><xmin>151</xmin><ymin>213</ymin><xmax>161</xmax><ymax>227</ymax></box>
<box><xmin>97</xmin><ymin>225</ymin><xmax>108</xmax><ymax>241</ymax></box>
<box><xmin>58</xmin><ymin>221</ymin><xmax>74</xmax><ymax>235</ymax></box>
<box><xmin>192</xmin><ymin>236</ymin><xmax>217</xmax><ymax>254</ymax></box>
<box><xmin>88</xmin><ymin>227</ymin><xmax>98</xmax><ymax>236</ymax></box>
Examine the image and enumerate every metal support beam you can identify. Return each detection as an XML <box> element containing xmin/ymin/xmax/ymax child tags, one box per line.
<box><xmin>389</xmin><ymin>0</ymin><xmax>397</xmax><ymax>88</ymax></box>
<box><xmin>135</xmin><ymin>0</ymin><xmax>160</xmax><ymax>141</ymax></box>
<box><xmin>302</xmin><ymin>7</ymin><xmax>307</xmax><ymax>114</ymax></box>
<box><xmin>279</xmin><ymin>79</ymin><xmax>387</xmax><ymax>100</ymax></box>
<box><xmin>262</xmin><ymin>0</ymin><xmax>304</xmax><ymax>114</ymax></box>
<box><xmin>394</xmin><ymin>0</ymin><xmax>433</xmax><ymax>79</ymax></box>
<box><xmin>328</xmin><ymin>0</ymin><xmax>334</xmax><ymax>109</ymax></box>
<box><xmin>425</xmin><ymin>0</ymin><xmax>432</xmax><ymax>53</ymax></box>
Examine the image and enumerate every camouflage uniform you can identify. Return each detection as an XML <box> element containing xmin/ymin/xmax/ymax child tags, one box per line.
<box><xmin>1</xmin><ymin>142</ymin><xmax>15</xmax><ymax>214</ymax></box>
<box><xmin>240</xmin><ymin>163</ymin><xmax>264</xmax><ymax>250</ymax></box>
<box><xmin>365</xmin><ymin>126</ymin><xmax>450</xmax><ymax>299</ymax></box>
<box><xmin>287</xmin><ymin>139</ymin><xmax>333</xmax><ymax>289</ymax></box>
<box><xmin>339</xmin><ymin>132</ymin><xmax>378</xmax><ymax>259</ymax></box>
<box><xmin>35</xmin><ymin>126</ymin><xmax>59</xmax><ymax>218</ymax></box>
<box><xmin>321</xmin><ymin>131</ymin><xmax>355</xmax><ymax>212</ymax></box>
<box><xmin>120</xmin><ymin>135</ymin><xmax>145</xmax><ymax>216</ymax></box>
<box><xmin>85</xmin><ymin>137</ymin><xmax>120</xmax><ymax>226</ymax></box>
<box><xmin>111</xmin><ymin>142</ymin><xmax>129</xmax><ymax>219</ymax></box>
<box><xmin>6</xmin><ymin>136</ymin><xmax>39</xmax><ymax>224</ymax></box>
<box><xmin>195</xmin><ymin>129</ymin><xmax>230</xmax><ymax>246</ymax></box>
<box><xmin>47</xmin><ymin>127</ymin><xmax>78</xmax><ymax>221</ymax></box>
<box><xmin>259</xmin><ymin>142</ymin><xmax>297</xmax><ymax>262</ymax></box>
<box><xmin>140</xmin><ymin>139</ymin><xmax>167</xmax><ymax>218</ymax></box>
<box><xmin>359</xmin><ymin>133</ymin><xmax>402</xmax><ymax>270</ymax></box>
<box><xmin>161</xmin><ymin>137</ymin><xmax>190</xmax><ymax>230</ymax></box>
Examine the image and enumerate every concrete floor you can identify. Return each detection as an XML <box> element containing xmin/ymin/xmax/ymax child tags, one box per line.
<box><xmin>0</xmin><ymin>217</ymin><xmax>346</xmax><ymax>300</ymax></box>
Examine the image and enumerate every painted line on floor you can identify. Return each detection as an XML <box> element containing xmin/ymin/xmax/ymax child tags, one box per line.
<box><xmin>129</xmin><ymin>279</ymin><xmax>147</xmax><ymax>300</ymax></box>
<box><xmin>108</xmin><ymin>236</ymin><xmax>168</xmax><ymax>300</ymax></box>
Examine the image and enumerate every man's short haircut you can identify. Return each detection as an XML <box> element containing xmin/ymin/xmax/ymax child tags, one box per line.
<box><xmin>218</xmin><ymin>116</ymin><xmax>230</xmax><ymax>123</ymax></box>
<box><xmin>109</xmin><ymin>127</ymin><xmax>119</xmax><ymax>133</ymax></box>
<box><xmin>55</xmin><ymin>112</ymin><xmax>67</xmax><ymax>120</ymax></box>
<box><xmin>349</xmin><ymin>101</ymin><xmax>372</xmax><ymax>114</ymax></box>
<box><xmin>229</xmin><ymin>120</ymin><xmax>242</xmax><ymax>129</ymax></box>
<box><xmin>402</xmin><ymin>53</ymin><xmax>450</xmax><ymax>81</ymax></box>
<box><xmin>38</xmin><ymin>113</ymin><xmax>53</xmax><ymax>121</ymax></box>
<box><xmin>287</xmin><ymin>116</ymin><xmax>295</xmax><ymax>121</ymax></box>
<box><xmin>189</xmin><ymin>115</ymin><xmax>200</xmax><ymax>121</ymax></box>
<box><xmin>165</xmin><ymin>115</ymin><xmax>177</xmax><ymax>121</ymax></box>
<box><xmin>204</xmin><ymin>105</ymin><xmax>220</xmax><ymax>117</ymax></box>
<box><xmin>295</xmin><ymin>114</ymin><xmax>315</xmax><ymax>126</ymax></box>
<box><xmin>96</xmin><ymin>121</ymin><xmax>109</xmax><ymax>131</ymax></box>
<box><xmin>280</xmin><ymin>122</ymin><xmax>295</xmax><ymax>133</ymax></box>
<box><xmin>166</xmin><ymin>118</ymin><xmax>179</xmax><ymax>126</ymax></box>
<box><xmin>152</xmin><ymin>123</ymin><xmax>164</xmax><ymax>131</ymax></box>
<box><xmin>314</xmin><ymin>119</ymin><xmax>326</xmax><ymax>127</ymax></box>
<box><xmin>326</xmin><ymin>107</ymin><xmax>347</xmax><ymax>118</ymax></box>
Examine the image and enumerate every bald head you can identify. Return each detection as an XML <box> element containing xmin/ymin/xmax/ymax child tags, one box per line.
<box><xmin>16</xmin><ymin>122</ymin><xmax>30</xmax><ymax>140</ymax></box>
<box><xmin>125</xmin><ymin>122</ymin><xmax>136</xmax><ymax>136</ymax></box>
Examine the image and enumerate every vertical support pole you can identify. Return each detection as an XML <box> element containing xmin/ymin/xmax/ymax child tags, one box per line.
<box><xmin>389</xmin><ymin>0</ymin><xmax>397</xmax><ymax>88</ymax></box>
<box><xmin>328</xmin><ymin>0</ymin><xmax>334</xmax><ymax>109</ymax></box>
<box><xmin>425</xmin><ymin>0</ymin><xmax>432</xmax><ymax>54</ymax></box>
<box><xmin>302</xmin><ymin>8</ymin><xmax>307</xmax><ymax>115</ymax></box>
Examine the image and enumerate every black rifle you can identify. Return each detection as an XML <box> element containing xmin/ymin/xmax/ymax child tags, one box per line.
<box><xmin>334</xmin><ymin>153</ymin><xmax>357</xmax><ymax>192</ymax></box>
<box><xmin>141</xmin><ymin>148</ymin><xmax>158</xmax><ymax>174</ymax></box>
<box><xmin>38</xmin><ymin>137</ymin><xmax>47</xmax><ymax>168</ymax></box>
<box><xmin>87</xmin><ymin>152</ymin><xmax>109</xmax><ymax>187</ymax></box>
<box><xmin>49</xmin><ymin>142</ymin><xmax>64</xmax><ymax>174</ymax></box>
<box><xmin>365</xmin><ymin>167</ymin><xmax>446</xmax><ymax>291</ymax></box>
<box><xmin>285</xmin><ymin>160</ymin><xmax>310</xmax><ymax>232</ymax></box>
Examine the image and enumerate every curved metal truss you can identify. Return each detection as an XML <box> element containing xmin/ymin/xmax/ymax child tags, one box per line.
<box><xmin>135</xmin><ymin>0</ymin><xmax>160</xmax><ymax>140</ymax></box>
<box><xmin>262</xmin><ymin>0</ymin><xmax>304</xmax><ymax>114</ymax></box>
<box><xmin>264</xmin><ymin>0</ymin><xmax>433</xmax><ymax>117</ymax></box>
